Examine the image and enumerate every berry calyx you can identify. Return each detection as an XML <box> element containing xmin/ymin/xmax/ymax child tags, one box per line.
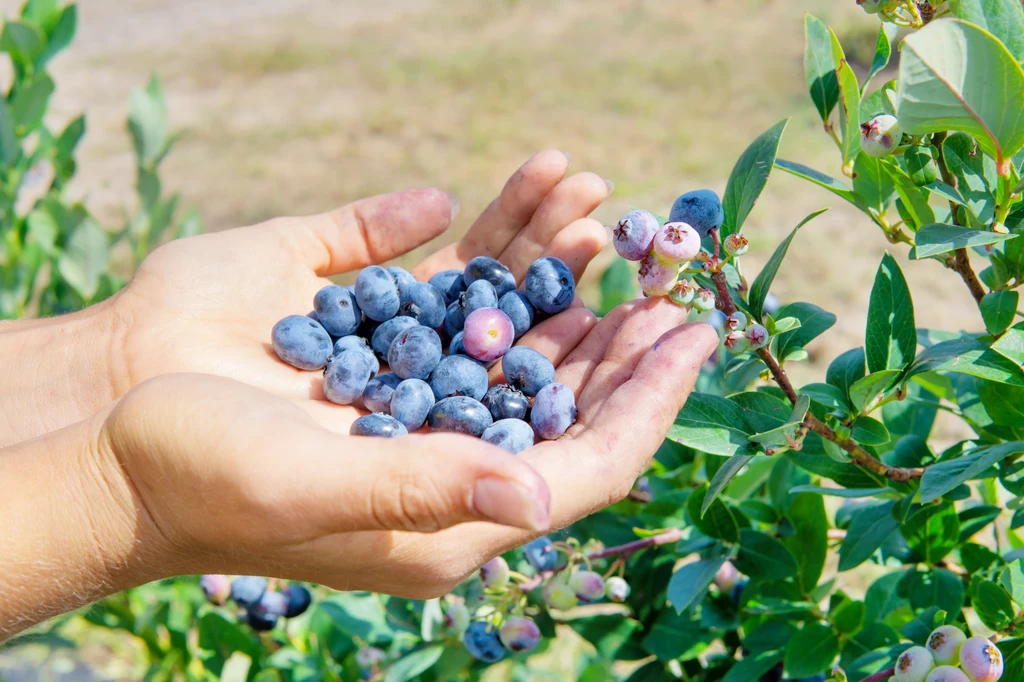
<box><xmin>959</xmin><ymin>636</ymin><xmax>1003</xmax><ymax>682</ymax></box>
<box><xmin>724</xmin><ymin>233</ymin><xmax>749</xmax><ymax>257</ymax></box>
<box><xmin>725</xmin><ymin>311</ymin><xmax>748</xmax><ymax>331</ymax></box>
<box><xmin>691</xmin><ymin>288</ymin><xmax>717</xmax><ymax>313</ymax></box>
<box><xmin>745</xmin><ymin>323</ymin><xmax>769</xmax><ymax>350</ymax></box>
<box><xmin>668</xmin><ymin>279</ymin><xmax>696</xmax><ymax>307</ymax></box>
<box><xmin>724</xmin><ymin>330</ymin><xmax>750</xmax><ymax>354</ymax></box>
<box><xmin>653</xmin><ymin>222</ymin><xmax>701</xmax><ymax>264</ymax></box>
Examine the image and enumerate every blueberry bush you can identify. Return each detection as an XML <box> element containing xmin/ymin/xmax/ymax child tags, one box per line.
<box><xmin>6</xmin><ymin>1</ymin><xmax>1024</xmax><ymax>681</ymax></box>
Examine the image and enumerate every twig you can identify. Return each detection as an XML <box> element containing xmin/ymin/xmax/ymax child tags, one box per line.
<box><xmin>933</xmin><ymin>132</ymin><xmax>986</xmax><ymax>305</ymax></box>
<box><xmin>862</xmin><ymin>668</ymin><xmax>895</xmax><ymax>682</ymax></box>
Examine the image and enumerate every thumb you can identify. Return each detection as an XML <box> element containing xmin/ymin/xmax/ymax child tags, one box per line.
<box><xmin>297</xmin><ymin>432</ymin><xmax>552</xmax><ymax>534</ymax></box>
<box><xmin>242</xmin><ymin>188</ymin><xmax>459</xmax><ymax>276</ymax></box>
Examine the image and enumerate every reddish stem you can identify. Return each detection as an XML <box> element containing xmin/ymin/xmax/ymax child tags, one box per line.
<box><xmin>861</xmin><ymin>668</ymin><xmax>895</xmax><ymax>682</ymax></box>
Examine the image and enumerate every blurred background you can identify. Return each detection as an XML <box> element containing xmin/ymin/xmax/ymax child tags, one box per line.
<box><xmin>0</xmin><ymin>0</ymin><xmax>983</xmax><ymax>679</ymax></box>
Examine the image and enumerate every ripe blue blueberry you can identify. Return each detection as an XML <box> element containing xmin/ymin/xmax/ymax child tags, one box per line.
<box><xmin>354</xmin><ymin>265</ymin><xmax>400</xmax><ymax>321</ymax></box>
<box><xmin>498</xmin><ymin>290</ymin><xmax>535</xmax><ymax>340</ymax></box>
<box><xmin>350</xmin><ymin>413</ymin><xmax>408</xmax><ymax>438</ymax></box>
<box><xmin>502</xmin><ymin>346</ymin><xmax>556</xmax><ymax>397</ymax></box>
<box><xmin>334</xmin><ymin>335</ymin><xmax>380</xmax><ymax>375</ymax></box>
<box><xmin>386</xmin><ymin>266</ymin><xmax>416</xmax><ymax>298</ymax></box>
<box><xmin>323</xmin><ymin>348</ymin><xmax>375</xmax><ymax>404</ymax></box>
<box><xmin>398</xmin><ymin>281</ymin><xmax>446</xmax><ymax>329</ymax></box>
<box><xmin>498</xmin><ymin>616</ymin><xmax>541</xmax><ymax>653</ymax></box>
<box><xmin>428</xmin><ymin>269</ymin><xmax>464</xmax><ymax>305</ymax></box>
<box><xmin>463</xmin><ymin>621</ymin><xmax>507</xmax><ymax>663</ymax></box>
<box><xmin>388</xmin><ymin>326</ymin><xmax>442</xmax><ymax>380</ymax></box>
<box><xmin>390</xmin><ymin>378</ymin><xmax>435</xmax><ymax>432</ymax></box>
<box><xmin>444</xmin><ymin>301</ymin><xmax>466</xmax><ymax>336</ymax></box>
<box><xmin>371</xmin><ymin>316</ymin><xmax>419</xmax><ymax>359</ymax></box>
<box><xmin>283</xmin><ymin>585</ymin><xmax>312</xmax><ymax>618</ymax></box>
<box><xmin>464</xmin><ymin>256</ymin><xmax>516</xmax><ymax>298</ymax></box>
<box><xmin>729</xmin><ymin>577</ymin><xmax>748</xmax><ymax>605</ymax></box>
<box><xmin>272</xmin><ymin>315</ymin><xmax>333</xmax><ymax>370</ymax></box>
<box><xmin>613</xmin><ymin>209</ymin><xmax>659</xmax><ymax>261</ymax></box>
<box><xmin>200</xmin><ymin>574</ymin><xmax>231</xmax><ymax>605</ymax></box>
<box><xmin>448</xmin><ymin>330</ymin><xmax>467</xmax><ymax>356</ymax></box>
<box><xmin>523</xmin><ymin>536</ymin><xmax>559</xmax><ymax>572</ymax></box>
<box><xmin>668</xmin><ymin>189</ymin><xmax>724</xmax><ymax>237</ymax></box>
<box><xmin>459</xmin><ymin>279</ymin><xmax>499</xmax><ymax>317</ymax></box>
<box><xmin>530</xmin><ymin>382</ymin><xmax>577</xmax><ymax>440</ymax></box>
<box><xmin>481</xmin><ymin>419</ymin><xmax>535</xmax><ymax>454</ymax></box>
<box><xmin>362</xmin><ymin>372</ymin><xmax>403</xmax><ymax>413</ymax></box>
<box><xmin>313</xmin><ymin>284</ymin><xmax>361</xmax><ymax>337</ymax></box>
<box><xmin>481</xmin><ymin>384</ymin><xmax>529</xmax><ymax>421</ymax></box>
<box><xmin>307</xmin><ymin>310</ymin><xmax>320</xmax><ymax>323</ymax></box>
<box><xmin>230</xmin><ymin>576</ymin><xmax>268</xmax><ymax>607</ymax></box>
<box><xmin>246</xmin><ymin>609</ymin><xmax>278</xmax><ymax>631</ymax></box>
<box><xmin>428</xmin><ymin>396</ymin><xmax>493</xmax><ymax>436</ymax></box>
<box><xmin>525</xmin><ymin>256</ymin><xmax>575</xmax><ymax>314</ymax></box>
<box><xmin>429</xmin><ymin>355</ymin><xmax>489</xmax><ymax>400</ymax></box>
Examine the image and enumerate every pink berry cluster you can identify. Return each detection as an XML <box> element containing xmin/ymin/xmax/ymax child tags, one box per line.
<box><xmin>888</xmin><ymin>626</ymin><xmax>1004</xmax><ymax>682</ymax></box>
<box><xmin>722</xmin><ymin>310</ymin><xmax>769</xmax><ymax>355</ymax></box>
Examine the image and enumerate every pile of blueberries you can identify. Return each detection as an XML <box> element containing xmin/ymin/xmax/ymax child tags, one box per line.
<box><xmin>271</xmin><ymin>256</ymin><xmax>580</xmax><ymax>449</ymax></box>
<box><xmin>200</xmin><ymin>574</ymin><xmax>311</xmax><ymax>631</ymax></box>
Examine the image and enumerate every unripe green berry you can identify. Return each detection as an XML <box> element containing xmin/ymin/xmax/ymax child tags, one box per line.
<box><xmin>605</xmin><ymin>576</ymin><xmax>630</xmax><ymax>602</ymax></box>
<box><xmin>745</xmin><ymin>323</ymin><xmax>769</xmax><ymax>350</ymax></box>
<box><xmin>927</xmin><ymin>625</ymin><xmax>967</xmax><ymax>666</ymax></box>
<box><xmin>725</xmin><ymin>311</ymin><xmax>748</xmax><ymax>331</ymax></box>
<box><xmin>691</xmin><ymin>288</ymin><xmax>716</xmax><ymax>313</ymax></box>
<box><xmin>444</xmin><ymin>602</ymin><xmax>471</xmax><ymax>632</ymax></box>
<box><xmin>724</xmin><ymin>233</ymin><xmax>749</xmax><ymax>257</ymax></box>
<box><xmin>568</xmin><ymin>570</ymin><xmax>606</xmax><ymax>602</ymax></box>
<box><xmin>905</xmin><ymin>145</ymin><xmax>939</xmax><ymax>186</ymax></box>
<box><xmin>480</xmin><ymin>557</ymin><xmax>510</xmax><ymax>589</ymax></box>
<box><xmin>668</xmin><ymin>279</ymin><xmax>696</xmax><ymax>307</ymax></box>
<box><xmin>542</xmin><ymin>578</ymin><xmax>579</xmax><ymax>610</ymax></box>
<box><xmin>894</xmin><ymin>646</ymin><xmax>935</xmax><ymax>682</ymax></box>
<box><xmin>724</xmin><ymin>330</ymin><xmax>750</xmax><ymax>354</ymax></box>
<box><xmin>926</xmin><ymin>667</ymin><xmax>970</xmax><ymax>682</ymax></box>
<box><xmin>861</xmin><ymin>115</ymin><xmax>903</xmax><ymax>158</ymax></box>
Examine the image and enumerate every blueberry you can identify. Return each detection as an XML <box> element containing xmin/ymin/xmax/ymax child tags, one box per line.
<box><xmin>388</xmin><ymin>326</ymin><xmax>442</xmax><ymax>380</ymax></box>
<box><xmin>530</xmin><ymin>383</ymin><xmax>577</xmax><ymax>440</ymax></box>
<box><xmin>444</xmin><ymin>301</ymin><xmax>466</xmax><ymax>336</ymax></box>
<box><xmin>638</xmin><ymin>253</ymin><xmax>679</xmax><ymax>297</ymax></box>
<box><xmin>313</xmin><ymin>284</ymin><xmax>362</xmax><ymax>337</ymax></box>
<box><xmin>398</xmin><ymin>281</ymin><xmax>446</xmax><ymax>329</ymax></box>
<box><xmin>668</xmin><ymin>189</ymin><xmax>724</xmax><ymax>237</ymax></box>
<box><xmin>502</xmin><ymin>346</ymin><xmax>556</xmax><ymax>397</ymax></box>
<box><xmin>463</xmin><ymin>308</ymin><xmax>515</xmax><ymax>362</ymax></box>
<box><xmin>860</xmin><ymin>114</ymin><xmax>902</xmax><ymax>158</ymax></box>
<box><xmin>459</xmin><ymin>279</ymin><xmax>499</xmax><ymax>317</ymax></box>
<box><xmin>429</xmin><ymin>355</ymin><xmax>489</xmax><ymax>400</ymax></box>
<box><xmin>230</xmin><ymin>576</ymin><xmax>268</xmax><ymax>606</ymax></box>
<box><xmin>282</xmin><ymin>585</ymin><xmax>312</xmax><ymax>618</ymax></box>
<box><xmin>480</xmin><ymin>557</ymin><xmax>511</xmax><ymax>588</ymax></box>
<box><xmin>362</xmin><ymin>372</ymin><xmax>403</xmax><ymax>413</ymax></box>
<box><xmin>714</xmin><ymin>561</ymin><xmax>741</xmax><ymax>592</ymax></box>
<box><xmin>927</xmin><ymin>625</ymin><xmax>967</xmax><ymax>666</ymax></box>
<box><xmin>613</xmin><ymin>209</ymin><xmax>659</xmax><ymax>261</ymax></box>
<box><xmin>334</xmin><ymin>335</ymin><xmax>380</xmax><ymax>375</ymax></box>
<box><xmin>272</xmin><ymin>315</ymin><xmax>333</xmax><ymax>370</ymax></box>
<box><xmin>481</xmin><ymin>384</ymin><xmax>529</xmax><ymax>421</ymax></box>
<box><xmin>498</xmin><ymin>290</ymin><xmax>535</xmax><ymax>340</ymax></box>
<box><xmin>924</xmin><ymin>667</ymin><xmax>969</xmax><ymax>682</ymax></box>
<box><xmin>390</xmin><ymin>378</ymin><xmax>435</xmax><ymax>431</ymax></box>
<box><xmin>247</xmin><ymin>608</ymin><xmax>278</xmax><ymax>631</ymax></box>
<box><xmin>444</xmin><ymin>603</ymin><xmax>471</xmax><ymax>632</ymax></box>
<box><xmin>464</xmin><ymin>256</ymin><xmax>516</xmax><ymax>298</ymax></box>
<box><xmin>356</xmin><ymin>315</ymin><xmax>380</xmax><ymax>340</ymax></box>
<box><xmin>463</xmin><ymin>621</ymin><xmax>506</xmax><ymax>663</ymax></box>
<box><xmin>200</xmin><ymin>574</ymin><xmax>231</xmax><ymax>605</ymax></box>
<box><xmin>386</xmin><ymin>266</ymin><xmax>416</xmax><ymax>298</ymax></box>
<box><xmin>354</xmin><ymin>265</ymin><xmax>400</xmax><ymax>321</ymax></box>
<box><xmin>524</xmin><ymin>257</ymin><xmax>575</xmax><ymax>315</ymax></box>
<box><xmin>307</xmin><ymin>310</ymin><xmax>320</xmax><ymax>322</ymax></box>
<box><xmin>371</xmin><ymin>316</ymin><xmax>420</xmax><ymax>359</ymax></box>
<box><xmin>542</xmin><ymin>578</ymin><xmax>578</xmax><ymax>610</ymax></box>
<box><xmin>323</xmin><ymin>349</ymin><xmax>375</xmax><ymax>404</ymax></box>
<box><xmin>253</xmin><ymin>590</ymin><xmax>289</xmax><ymax>618</ymax></box>
<box><xmin>350</xmin><ymin>413</ymin><xmax>409</xmax><ymax>437</ymax></box>
<box><xmin>498</xmin><ymin>616</ymin><xmax>541</xmax><ymax>652</ymax></box>
<box><xmin>522</xmin><ymin>536</ymin><xmax>559</xmax><ymax>572</ymax></box>
<box><xmin>653</xmin><ymin>222</ymin><xmax>701</xmax><ymax>264</ymax></box>
<box><xmin>428</xmin><ymin>269</ymin><xmax>464</xmax><ymax>305</ymax></box>
<box><xmin>568</xmin><ymin>570</ymin><xmax>605</xmax><ymax>602</ymax></box>
<box><xmin>729</xmin><ymin>577</ymin><xmax>748</xmax><ymax>605</ymax></box>
<box><xmin>959</xmin><ymin>636</ymin><xmax>1003</xmax><ymax>682</ymax></box>
<box><xmin>894</xmin><ymin>646</ymin><xmax>935</xmax><ymax>682</ymax></box>
<box><xmin>428</xmin><ymin>396</ymin><xmax>493</xmax><ymax>436</ymax></box>
<box><xmin>604</xmin><ymin>577</ymin><xmax>630</xmax><ymax>603</ymax></box>
<box><xmin>446</xmin><ymin>274</ymin><xmax>467</xmax><ymax>305</ymax></box>
<box><xmin>481</xmin><ymin>419</ymin><xmax>535</xmax><ymax>454</ymax></box>
<box><xmin>449</xmin><ymin>330</ymin><xmax>467</xmax><ymax>355</ymax></box>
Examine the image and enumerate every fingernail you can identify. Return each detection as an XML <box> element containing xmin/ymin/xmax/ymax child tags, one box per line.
<box><xmin>603</xmin><ymin>177</ymin><xmax>615</xmax><ymax>195</ymax></box>
<box><xmin>472</xmin><ymin>478</ymin><xmax>550</xmax><ymax>531</ymax></box>
<box><xmin>444</xmin><ymin>191</ymin><xmax>461</xmax><ymax>221</ymax></box>
<box><xmin>560</xmin><ymin>150</ymin><xmax>573</xmax><ymax>167</ymax></box>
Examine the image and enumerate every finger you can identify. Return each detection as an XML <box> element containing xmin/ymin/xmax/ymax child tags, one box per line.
<box><xmin>289</xmin><ymin>432</ymin><xmax>552</xmax><ymax>534</ymax></box>
<box><xmin>239</xmin><ymin>188</ymin><xmax>457</xmax><ymax>277</ymax></box>
<box><xmin>538</xmin><ymin>218</ymin><xmax>610</xmax><ymax>283</ymax></box>
<box><xmin>488</xmin><ymin>305</ymin><xmax>598</xmax><ymax>385</ymax></box>
<box><xmin>553</xmin><ymin>301</ymin><xmax>636</xmax><ymax>392</ymax></box>
<box><xmin>412</xmin><ymin>149</ymin><xmax>570</xmax><ymax>278</ymax></box>
<box><xmin>499</xmin><ymin>172</ymin><xmax>611</xmax><ymax>278</ymax></box>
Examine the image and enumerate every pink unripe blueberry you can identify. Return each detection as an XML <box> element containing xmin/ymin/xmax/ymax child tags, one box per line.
<box><xmin>724</xmin><ymin>330</ymin><xmax>750</xmax><ymax>354</ymax></box>
<box><xmin>638</xmin><ymin>254</ymin><xmax>679</xmax><ymax>297</ymax></box>
<box><xmin>713</xmin><ymin>561</ymin><xmax>741</xmax><ymax>592</ymax></box>
<box><xmin>745</xmin><ymin>323</ymin><xmax>769</xmax><ymax>350</ymax></box>
<box><xmin>542</xmin><ymin>578</ymin><xmax>579</xmax><ymax>610</ymax></box>
<box><xmin>355</xmin><ymin>647</ymin><xmax>387</xmax><ymax>669</ymax></box>
<box><xmin>444</xmin><ymin>602</ymin><xmax>471</xmax><ymax>632</ymax></box>
<box><xmin>861</xmin><ymin>115</ymin><xmax>903</xmax><ymax>158</ymax></box>
<box><xmin>725</xmin><ymin>311</ymin><xmax>748</xmax><ymax>331</ymax></box>
<box><xmin>653</xmin><ymin>222</ymin><xmax>701</xmax><ymax>264</ymax></box>
<box><xmin>959</xmin><ymin>636</ymin><xmax>1003</xmax><ymax>682</ymax></box>
<box><xmin>568</xmin><ymin>570</ymin><xmax>606</xmax><ymax>602</ymax></box>
<box><xmin>463</xmin><ymin>308</ymin><xmax>514</xmax><ymax>362</ymax></box>
<box><xmin>498</xmin><ymin>616</ymin><xmax>541</xmax><ymax>652</ymax></box>
<box><xmin>605</xmin><ymin>576</ymin><xmax>631</xmax><ymax>602</ymax></box>
<box><xmin>691</xmin><ymin>288</ymin><xmax>716</xmax><ymax>313</ymax></box>
<box><xmin>926</xmin><ymin>667</ymin><xmax>970</xmax><ymax>682</ymax></box>
<box><xmin>480</xmin><ymin>557</ymin><xmax>511</xmax><ymax>589</ymax></box>
<box><xmin>668</xmin><ymin>279</ymin><xmax>695</xmax><ymax>307</ymax></box>
<box><xmin>894</xmin><ymin>646</ymin><xmax>935</xmax><ymax>682</ymax></box>
<box><xmin>200</xmin><ymin>574</ymin><xmax>231</xmax><ymax>605</ymax></box>
<box><xmin>613</xmin><ymin>209</ymin><xmax>660</xmax><ymax>261</ymax></box>
<box><xmin>724</xmin><ymin>233</ymin><xmax>749</xmax><ymax>257</ymax></box>
<box><xmin>927</xmin><ymin>626</ymin><xmax>967</xmax><ymax>666</ymax></box>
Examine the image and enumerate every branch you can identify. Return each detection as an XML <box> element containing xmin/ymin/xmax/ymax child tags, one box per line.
<box><xmin>861</xmin><ymin>668</ymin><xmax>895</xmax><ymax>682</ymax></box>
<box><xmin>933</xmin><ymin>131</ymin><xmax>986</xmax><ymax>305</ymax></box>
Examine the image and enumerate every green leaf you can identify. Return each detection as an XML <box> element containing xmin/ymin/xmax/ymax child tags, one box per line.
<box><xmin>197</xmin><ymin>612</ymin><xmax>261</xmax><ymax>659</ymax></box>
<box><xmin>0</xmin><ymin>20</ymin><xmax>45</xmax><ymax>68</ymax></box>
<box><xmin>849</xmin><ymin>369</ymin><xmax>901</xmax><ymax>413</ymax></box>
<box><xmin>784</xmin><ymin>623</ymin><xmax>838</xmax><ymax>679</ymax></box>
<box><xmin>599</xmin><ymin>258</ymin><xmax>636</xmax><ymax>316</ymax></box>
<box><xmin>669</xmin><ymin>393</ymin><xmax>754</xmax><ymax>456</ymax></box>
<box><xmin>912</xmin><ymin>223</ymin><xmax>1014</xmax><ymax>259</ymax></box>
<box><xmin>851</xmin><ymin>416</ymin><xmax>891</xmax><ymax>445</ymax></box>
<box><xmin>902</xmin><ymin>502</ymin><xmax>960</xmax><ymax>563</ymax></box>
<box><xmin>37</xmin><ymin>4</ymin><xmax>76</xmax><ymax>69</ymax></box>
<box><xmin>830</xmin><ymin>28</ymin><xmax>861</xmax><ymax>174</ymax></box>
<box><xmin>56</xmin><ymin>219</ymin><xmax>109</xmax><ymax>301</ymax></box>
<box><xmin>861</xmin><ymin>79</ymin><xmax>898</xmax><ymax>120</ymax></box>
<box><xmin>642</xmin><ymin>610</ymin><xmax>714</xmax><ymax>662</ymax></box>
<box><xmin>749</xmin><ymin>209</ymin><xmax>828</xmax><ymax>322</ymax></box>
<box><xmin>905</xmin><ymin>145</ymin><xmax>939</xmax><ymax>187</ymax></box>
<box><xmin>943</xmin><ymin>132</ymin><xmax>998</xmax><ymax>226</ymax></box>
<box><xmin>949</xmin><ymin>0</ymin><xmax>1024</xmax><ymax>65</ymax></box>
<box><xmin>831</xmin><ymin>599</ymin><xmax>865</xmax><ymax>635</ymax></box>
<box><xmin>774</xmin><ymin>302</ymin><xmax>837</xmax><ymax>361</ymax></box>
<box><xmin>319</xmin><ymin>593</ymin><xmax>393</xmax><ymax>644</ymax></box>
<box><xmin>1000</xmin><ymin>560</ymin><xmax>1024</xmax><ymax>604</ymax></box>
<box><xmin>992</xmin><ymin>322</ymin><xmax>1024</xmax><ymax>367</ymax></box>
<box><xmin>908</xmin><ymin>336</ymin><xmax>1024</xmax><ymax>386</ymax></box>
<box><xmin>982</xmin><ymin>291</ymin><xmax>1019</xmax><ymax>335</ymax></box>
<box><xmin>724</xmin><ymin>651</ymin><xmax>784</xmax><ymax>682</ymax></box>
<box><xmin>905</xmin><ymin>568</ymin><xmax>965</xmax><ymax>616</ymax></box>
<box><xmin>883</xmin><ymin>161</ymin><xmax>937</xmax><ymax>228</ymax></box>
<box><xmin>721</xmin><ymin>119</ymin><xmax>788</xmax><ymax>238</ymax></box>
<box><xmin>731</xmin><ymin>391</ymin><xmax>790</xmax><ymax>432</ymax></box>
<box><xmin>774</xmin><ymin>159</ymin><xmax>868</xmax><ymax>210</ymax></box>
<box><xmin>866</xmin><ymin>253</ymin><xmax>916</xmax><ymax>374</ymax></box>
<box><xmin>786</xmin><ymin>493</ymin><xmax>828</xmax><ymax>591</ymax></box>
<box><xmin>789</xmin><ymin>485</ymin><xmax>890</xmax><ymax>498</ymax></box>
<box><xmin>838</xmin><ymin>501</ymin><xmax>899</xmax><ymax>571</ymax></box>
<box><xmin>853</xmin><ymin>154</ymin><xmax>896</xmax><ymax>214</ymax></box>
<box><xmin>897</xmin><ymin>19</ymin><xmax>1024</xmax><ymax>168</ymax></box>
<box><xmin>704</xmin><ymin>455</ymin><xmax>754</xmax><ymax>515</ymax></box>
<box><xmin>827</xmin><ymin>347</ymin><xmax>867</xmax><ymax>399</ymax></box>
<box><xmin>0</xmin><ymin>96</ymin><xmax>17</xmax><ymax>166</ymax></box>
<box><xmin>667</xmin><ymin>558</ymin><xmax>726</xmax><ymax>614</ymax></box>
<box><xmin>975</xmin><ymin>581</ymin><xmax>1016</xmax><ymax>631</ymax></box>
<box><xmin>734</xmin><ymin>529</ymin><xmax>799</xmax><ymax>581</ymax></box>
<box><xmin>749</xmin><ymin>395</ymin><xmax>811</xmax><ymax>452</ymax></box>
<box><xmin>384</xmin><ymin>646</ymin><xmax>444</xmax><ymax>682</ymax></box>
<box><xmin>864</xmin><ymin>23</ymin><xmax>898</xmax><ymax>93</ymax></box>
<box><xmin>865</xmin><ymin>572</ymin><xmax>909</xmax><ymax>624</ymax></box>
<box><xmin>10</xmin><ymin>74</ymin><xmax>54</xmax><ymax>134</ymax></box>
<box><xmin>959</xmin><ymin>505</ymin><xmax>1002</xmax><ymax>542</ymax></box>
<box><xmin>688</xmin><ymin>485</ymin><xmax>739</xmax><ymax>542</ymax></box>
<box><xmin>804</xmin><ymin>14</ymin><xmax>839</xmax><ymax>125</ymax></box>
<box><xmin>800</xmin><ymin>382</ymin><xmax>853</xmax><ymax>412</ymax></box>
<box><xmin>128</xmin><ymin>74</ymin><xmax>170</xmax><ymax>168</ymax></box>
<box><xmin>921</xmin><ymin>442</ymin><xmax>1024</xmax><ymax>502</ymax></box>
